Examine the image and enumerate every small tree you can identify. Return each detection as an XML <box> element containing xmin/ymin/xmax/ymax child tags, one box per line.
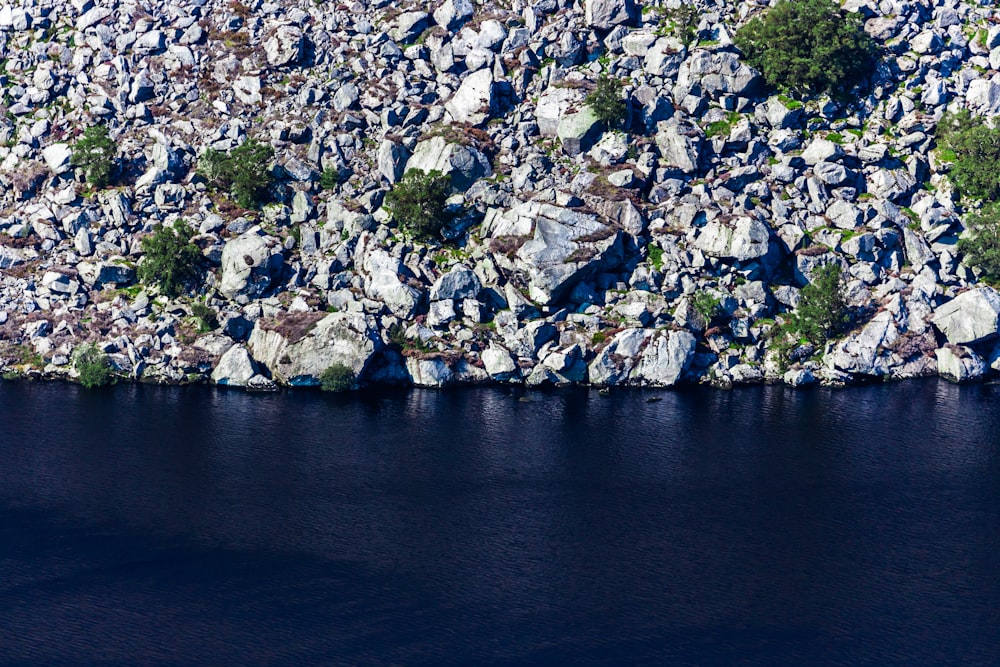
<box><xmin>585</xmin><ymin>73</ymin><xmax>627</xmax><ymax>127</ymax></box>
<box><xmin>791</xmin><ymin>263</ymin><xmax>848</xmax><ymax>345</ymax></box>
<box><xmin>692</xmin><ymin>292</ymin><xmax>722</xmax><ymax>328</ymax></box>
<box><xmin>958</xmin><ymin>204</ymin><xmax>1000</xmax><ymax>281</ymax></box>
<box><xmin>71</xmin><ymin>126</ymin><xmax>116</xmax><ymax>188</ymax></box>
<box><xmin>74</xmin><ymin>343</ymin><xmax>113</xmax><ymax>389</ymax></box>
<box><xmin>936</xmin><ymin>110</ymin><xmax>1000</xmax><ymax>203</ymax></box>
<box><xmin>734</xmin><ymin>0</ymin><xmax>877</xmax><ymax>96</ymax></box>
<box><xmin>197</xmin><ymin>138</ymin><xmax>275</xmax><ymax>208</ymax></box>
<box><xmin>320</xmin><ymin>363</ymin><xmax>355</xmax><ymax>392</ymax></box>
<box><xmin>384</xmin><ymin>169</ymin><xmax>452</xmax><ymax>240</ymax></box>
<box><xmin>138</xmin><ymin>220</ymin><xmax>203</xmax><ymax>296</ymax></box>
<box><xmin>662</xmin><ymin>6</ymin><xmax>699</xmax><ymax>46</ymax></box>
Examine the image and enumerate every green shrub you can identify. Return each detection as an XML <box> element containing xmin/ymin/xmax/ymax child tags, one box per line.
<box><xmin>74</xmin><ymin>343</ymin><xmax>112</xmax><ymax>389</ymax></box>
<box><xmin>692</xmin><ymin>291</ymin><xmax>722</xmax><ymax>327</ymax></box>
<box><xmin>936</xmin><ymin>110</ymin><xmax>1000</xmax><ymax>203</ymax></box>
<box><xmin>384</xmin><ymin>169</ymin><xmax>452</xmax><ymax>240</ymax></box>
<box><xmin>660</xmin><ymin>5</ymin><xmax>699</xmax><ymax>46</ymax></box>
<box><xmin>790</xmin><ymin>263</ymin><xmax>848</xmax><ymax>344</ymax></box>
<box><xmin>197</xmin><ymin>137</ymin><xmax>275</xmax><ymax>208</ymax></box>
<box><xmin>320</xmin><ymin>363</ymin><xmax>355</xmax><ymax>392</ymax></box>
<box><xmin>319</xmin><ymin>168</ymin><xmax>341</xmax><ymax>190</ymax></box>
<box><xmin>958</xmin><ymin>203</ymin><xmax>1000</xmax><ymax>281</ymax></box>
<box><xmin>734</xmin><ymin>0</ymin><xmax>877</xmax><ymax>96</ymax></box>
<box><xmin>71</xmin><ymin>125</ymin><xmax>116</xmax><ymax>188</ymax></box>
<box><xmin>138</xmin><ymin>220</ymin><xmax>203</xmax><ymax>296</ymax></box>
<box><xmin>585</xmin><ymin>73</ymin><xmax>627</xmax><ymax>127</ymax></box>
<box><xmin>190</xmin><ymin>301</ymin><xmax>219</xmax><ymax>332</ymax></box>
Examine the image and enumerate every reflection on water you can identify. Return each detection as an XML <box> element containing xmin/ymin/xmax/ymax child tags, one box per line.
<box><xmin>1</xmin><ymin>380</ymin><xmax>999</xmax><ymax>664</ymax></box>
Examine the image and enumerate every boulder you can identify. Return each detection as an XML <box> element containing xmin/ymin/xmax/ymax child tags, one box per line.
<box><xmin>430</xmin><ymin>264</ymin><xmax>481</xmax><ymax>301</ymax></box>
<box><xmin>696</xmin><ymin>216</ymin><xmax>772</xmax><ymax>262</ymax></box>
<box><xmin>673</xmin><ymin>50</ymin><xmax>760</xmax><ymax>102</ymax></box>
<box><xmin>536</xmin><ymin>86</ymin><xmax>583</xmax><ymax>138</ymax></box>
<box><xmin>362</xmin><ymin>248</ymin><xmax>423</xmax><ymax>319</ymax></box>
<box><xmin>931</xmin><ymin>287</ymin><xmax>1000</xmax><ymax>345</ymax></box>
<box><xmin>655</xmin><ymin>118</ymin><xmax>702</xmax><ymax>173</ymax></box>
<box><xmin>248</xmin><ymin>311</ymin><xmax>383</xmax><ymax>386</ymax></box>
<box><xmin>482</xmin><ymin>344</ymin><xmax>520</xmax><ymax>382</ymax></box>
<box><xmin>265</xmin><ymin>24</ymin><xmax>304</xmax><ymax>67</ymax></box>
<box><xmin>392</xmin><ymin>11</ymin><xmax>431</xmax><ymax>44</ymax></box>
<box><xmin>585</xmin><ymin>0</ymin><xmax>638</xmax><ymax>30</ymax></box>
<box><xmin>445</xmin><ymin>68</ymin><xmax>495</xmax><ymax>126</ymax></box>
<box><xmin>404</xmin><ymin>135</ymin><xmax>492</xmax><ymax>192</ymax></box>
<box><xmin>41</xmin><ymin>143</ymin><xmax>72</xmax><ymax>175</ymax></box>
<box><xmin>825</xmin><ymin>311</ymin><xmax>898</xmax><ymax>377</ymax></box>
<box><xmin>406</xmin><ymin>357</ymin><xmax>454</xmax><ymax>387</ymax></box>
<box><xmin>434</xmin><ymin>0</ymin><xmax>474</xmax><ymax>30</ymax></box>
<box><xmin>511</xmin><ymin>202</ymin><xmax>624</xmax><ymax>306</ymax></box>
<box><xmin>219</xmin><ymin>232</ymin><xmax>283</xmax><ymax>301</ymax></box>
<box><xmin>588</xmin><ymin>329</ymin><xmax>696</xmax><ymax>386</ymax></box>
<box><xmin>936</xmin><ymin>345</ymin><xmax>987</xmax><ymax>383</ymax></box>
<box><xmin>211</xmin><ymin>345</ymin><xmax>259</xmax><ymax>387</ymax></box>
<box><xmin>558</xmin><ymin>106</ymin><xmax>603</xmax><ymax>156</ymax></box>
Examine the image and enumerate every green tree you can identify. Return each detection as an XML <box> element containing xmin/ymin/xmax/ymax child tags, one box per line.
<box><xmin>74</xmin><ymin>343</ymin><xmax>113</xmax><ymax>389</ymax></box>
<box><xmin>138</xmin><ymin>220</ymin><xmax>202</xmax><ymax>296</ymax></box>
<box><xmin>71</xmin><ymin>125</ymin><xmax>116</xmax><ymax>188</ymax></box>
<box><xmin>197</xmin><ymin>138</ymin><xmax>275</xmax><ymax>208</ymax></box>
<box><xmin>734</xmin><ymin>0</ymin><xmax>877</xmax><ymax>96</ymax></box>
<box><xmin>958</xmin><ymin>203</ymin><xmax>1000</xmax><ymax>281</ymax></box>
<box><xmin>662</xmin><ymin>6</ymin><xmax>699</xmax><ymax>46</ymax></box>
<box><xmin>936</xmin><ymin>110</ymin><xmax>1000</xmax><ymax>203</ymax></box>
<box><xmin>384</xmin><ymin>169</ymin><xmax>452</xmax><ymax>240</ymax></box>
<box><xmin>320</xmin><ymin>363</ymin><xmax>355</xmax><ymax>392</ymax></box>
<box><xmin>585</xmin><ymin>73</ymin><xmax>627</xmax><ymax>127</ymax></box>
<box><xmin>791</xmin><ymin>263</ymin><xmax>848</xmax><ymax>344</ymax></box>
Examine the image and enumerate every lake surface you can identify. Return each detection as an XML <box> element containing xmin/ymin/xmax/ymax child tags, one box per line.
<box><xmin>1</xmin><ymin>380</ymin><xmax>999</xmax><ymax>665</ymax></box>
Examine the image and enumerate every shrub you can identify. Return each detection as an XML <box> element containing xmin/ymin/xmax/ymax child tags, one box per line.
<box><xmin>319</xmin><ymin>168</ymin><xmax>341</xmax><ymax>190</ymax></box>
<box><xmin>585</xmin><ymin>73</ymin><xmax>627</xmax><ymax>127</ymax></box>
<box><xmin>660</xmin><ymin>6</ymin><xmax>699</xmax><ymax>46</ymax></box>
<box><xmin>385</xmin><ymin>169</ymin><xmax>452</xmax><ymax>240</ymax></box>
<box><xmin>74</xmin><ymin>343</ymin><xmax>113</xmax><ymax>389</ymax></box>
<box><xmin>734</xmin><ymin>0</ymin><xmax>877</xmax><ymax>96</ymax></box>
<box><xmin>197</xmin><ymin>137</ymin><xmax>275</xmax><ymax>208</ymax></box>
<box><xmin>957</xmin><ymin>203</ymin><xmax>1000</xmax><ymax>281</ymax></box>
<box><xmin>692</xmin><ymin>292</ymin><xmax>722</xmax><ymax>328</ymax></box>
<box><xmin>936</xmin><ymin>110</ymin><xmax>1000</xmax><ymax>203</ymax></box>
<box><xmin>320</xmin><ymin>363</ymin><xmax>355</xmax><ymax>392</ymax></box>
<box><xmin>790</xmin><ymin>263</ymin><xmax>848</xmax><ymax>344</ymax></box>
<box><xmin>190</xmin><ymin>301</ymin><xmax>219</xmax><ymax>332</ymax></box>
<box><xmin>138</xmin><ymin>220</ymin><xmax>203</xmax><ymax>296</ymax></box>
<box><xmin>71</xmin><ymin>125</ymin><xmax>116</xmax><ymax>188</ymax></box>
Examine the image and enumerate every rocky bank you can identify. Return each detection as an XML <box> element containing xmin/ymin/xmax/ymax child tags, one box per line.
<box><xmin>2</xmin><ymin>0</ymin><xmax>1000</xmax><ymax>390</ymax></box>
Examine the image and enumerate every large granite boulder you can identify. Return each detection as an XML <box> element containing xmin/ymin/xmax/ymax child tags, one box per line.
<box><xmin>585</xmin><ymin>0</ymin><xmax>638</xmax><ymax>30</ymax></box>
<box><xmin>506</xmin><ymin>202</ymin><xmax>624</xmax><ymax>306</ymax></box>
<box><xmin>673</xmin><ymin>49</ymin><xmax>761</xmax><ymax>102</ymax></box>
<box><xmin>247</xmin><ymin>311</ymin><xmax>383</xmax><ymax>386</ymax></box>
<box><xmin>588</xmin><ymin>329</ymin><xmax>697</xmax><ymax>386</ymax></box>
<box><xmin>219</xmin><ymin>231</ymin><xmax>284</xmax><ymax>301</ymax></box>
<box><xmin>211</xmin><ymin>344</ymin><xmax>259</xmax><ymax>387</ymax></box>
<box><xmin>264</xmin><ymin>23</ymin><xmax>304</xmax><ymax>67</ymax></box>
<box><xmin>931</xmin><ymin>287</ymin><xmax>1000</xmax><ymax>345</ymax></box>
<box><xmin>825</xmin><ymin>311</ymin><xmax>899</xmax><ymax>377</ymax></box>
<box><xmin>536</xmin><ymin>86</ymin><xmax>585</xmax><ymax>138</ymax></box>
<box><xmin>655</xmin><ymin>118</ymin><xmax>702</xmax><ymax>173</ymax></box>
<box><xmin>404</xmin><ymin>135</ymin><xmax>492</xmax><ymax>192</ymax></box>
<box><xmin>936</xmin><ymin>345</ymin><xmax>987</xmax><ymax>383</ymax></box>
<box><xmin>361</xmin><ymin>248</ymin><xmax>423</xmax><ymax>319</ymax></box>
<box><xmin>430</xmin><ymin>264</ymin><xmax>481</xmax><ymax>301</ymax></box>
<box><xmin>696</xmin><ymin>216</ymin><xmax>772</xmax><ymax>262</ymax></box>
<box><xmin>445</xmin><ymin>68</ymin><xmax>496</xmax><ymax>126</ymax></box>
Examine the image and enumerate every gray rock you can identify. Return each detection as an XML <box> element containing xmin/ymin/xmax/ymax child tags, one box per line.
<box><xmin>265</xmin><ymin>24</ymin><xmax>304</xmax><ymax>67</ymax></box>
<box><xmin>588</xmin><ymin>328</ymin><xmax>695</xmax><ymax>386</ymax></box>
<box><xmin>41</xmin><ymin>143</ymin><xmax>72</xmax><ymax>175</ymax></box>
<box><xmin>211</xmin><ymin>345</ymin><xmax>259</xmax><ymax>387</ymax></box>
<box><xmin>937</xmin><ymin>345</ymin><xmax>986</xmax><ymax>383</ymax></box>
<box><xmin>430</xmin><ymin>264</ymin><xmax>481</xmax><ymax>301</ymax></box>
<box><xmin>219</xmin><ymin>232</ymin><xmax>282</xmax><ymax>301</ymax></box>
<box><xmin>248</xmin><ymin>311</ymin><xmax>383</xmax><ymax>386</ymax></box>
<box><xmin>825</xmin><ymin>311</ymin><xmax>898</xmax><ymax>376</ymax></box>
<box><xmin>696</xmin><ymin>216</ymin><xmax>772</xmax><ymax>262</ymax></box>
<box><xmin>482</xmin><ymin>344</ymin><xmax>520</xmax><ymax>381</ymax></box>
<box><xmin>557</xmin><ymin>106</ymin><xmax>603</xmax><ymax>157</ymax></box>
<box><xmin>655</xmin><ymin>118</ymin><xmax>702</xmax><ymax>174</ymax></box>
<box><xmin>434</xmin><ymin>0</ymin><xmax>474</xmax><ymax>30</ymax></box>
<box><xmin>377</xmin><ymin>140</ymin><xmax>409</xmax><ymax>185</ymax></box>
<box><xmin>406</xmin><ymin>357</ymin><xmax>454</xmax><ymax>387</ymax></box>
<box><xmin>931</xmin><ymin>287</ymin><xmax>1000</xmax><ymax>345</ymax></box>
<box><xmin>392</xmin><ymin>11</ymin><xmax>431</xmax><ymax>44</ymax></box>
<box><xmin>801</xmin><ymin>138</ymin><xmax>844</xmax><ymax>166</ymax></box>
<box><xmin>404</xmin><ymin>135</ymin><xmax>491</xmax><ymax>191</ymax></box>
<box><xmin>445</xmin><ymin>68</ymin><xmax>495</xmax><ymax>126</ymax></box>
<box><xmin>674</xmin><ymin>50</ymin><xmax>760</xmax><ymax>102</ymax></box>
<box><xmin>585</xmin><ymin>0</ymin><xmax>638</xmax><ymax>30</ymax></box>
<box><xmin>513</xmin><ymin>202</ymin><xmax>624</xmax><ymax>306</ymax></box>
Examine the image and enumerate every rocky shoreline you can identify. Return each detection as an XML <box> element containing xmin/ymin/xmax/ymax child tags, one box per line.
<box><xmin>2</xmin><ymin>0</ymin><xmax>1000</xmax><ymax>391</ymax></box>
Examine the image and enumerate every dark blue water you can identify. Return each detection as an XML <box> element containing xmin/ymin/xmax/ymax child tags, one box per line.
<box><xmin>1</xmin><ymin>380</ymin><xmax>1000</xmax><ymax>665</ymax></box>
